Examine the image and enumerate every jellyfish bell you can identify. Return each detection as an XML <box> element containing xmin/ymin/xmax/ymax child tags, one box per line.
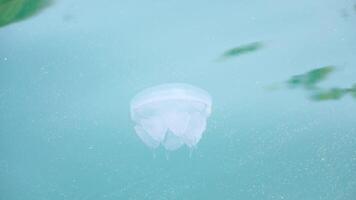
<box><xmin>130</xmin><ymin>83</ymin><xmax>212</xmax><ymax>151</ymax></box>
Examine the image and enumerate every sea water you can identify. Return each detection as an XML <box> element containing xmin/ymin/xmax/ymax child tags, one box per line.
<box><xmin>0</xmin><ymin>0</ymin><xmax>355</xmax><ymax>199</ymax></box>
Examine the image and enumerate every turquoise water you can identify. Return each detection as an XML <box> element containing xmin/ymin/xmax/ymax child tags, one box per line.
<box><xmin>1</xmin><ymin>0</ymin><xmax>356</xmax><ymax>199</ymax></box>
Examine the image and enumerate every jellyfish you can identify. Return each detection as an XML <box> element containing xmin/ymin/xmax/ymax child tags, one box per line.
<box><xmin>130</xmin><ymin>83</ymin><xmax>212</xmax><ymax>151</ymax></box>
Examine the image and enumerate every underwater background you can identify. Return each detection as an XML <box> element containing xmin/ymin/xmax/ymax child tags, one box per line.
<box><xmin>1</xmin><ymin>0</ymin><xmax>356</xmax><ymax>199</ymax></box>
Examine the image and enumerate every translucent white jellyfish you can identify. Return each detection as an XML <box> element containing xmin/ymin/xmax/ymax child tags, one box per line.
<box><xmin>130</xmin><ymin>83</ymin><xmax>212</xmax><ymax>151</ymax></box>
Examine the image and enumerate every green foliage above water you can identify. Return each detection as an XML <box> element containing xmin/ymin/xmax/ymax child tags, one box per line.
<box><xmin>311</xmin><ymin>88</ymin><xmax>348</xmax><ymax>101</ymax></box>
<box><xmin>218</xmin><ymin>42</ymin><xmax>263</xmax><ymax>61</ymax></box>
<box><xmin>311</xmin><ymin>85</ymin><xmax>356</xmax><ymax>101</ymax></box>
<box><xmin>284</xmin><ymin>66</ymin><xmax>355</xmax><ymax>101</ymax></box>
<box><xmin>0</xmin><ymin>0</ymin><xmax>53</xmax><ymax>28</ymax></box>
<box><xmin>287</xmin><ymin>66</ymin><xmax>335</xmax><ymax>89</ymax></box>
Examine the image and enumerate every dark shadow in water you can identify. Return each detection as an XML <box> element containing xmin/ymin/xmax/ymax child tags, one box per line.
<box><xmin>217</xmin><ymin>41</ymin><xmax>263</xmax><ymax>61</ymax></box>
<box><xmin>0</xmin><ymin>0</ymin><xmax>53</xmax><ymax>28</ymax></box>
<box><xmin>340</xmin><ymin>3</ymin><xmax>356</xmax><ymax>19</ymax></box>
<box><xmin>62</xmin><ymin>13</ymin><xmax>75</xmax><ymax>22</ymax></box>
<box><xmin>272</xmin><ymin>66</ymin><xmax>356</xmax><ymax>101</ymax></box>
<box><xmin>340</xmin><ymin>9</ymin><xmax>349</xmax><ymax>19</ymax></box>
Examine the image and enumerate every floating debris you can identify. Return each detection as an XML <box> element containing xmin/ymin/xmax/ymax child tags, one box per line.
<box><xmin>287</xmin><ymin>66</ymin><xmax>335</xmax><ymax>89</ymax></box>
<box><xmin>341</xmin><ymin>9</ymin><xmax>349</xmax><ymax>19</ymax></box>
<box><xmin>218</xmin><ymin>42</ymin><xmax>263</xmax><ymax>61</ymax></box>
<box><xmin>0</xmin><ymin>0</ymin><xmax>53</xmax><ymax>28</ymax></box>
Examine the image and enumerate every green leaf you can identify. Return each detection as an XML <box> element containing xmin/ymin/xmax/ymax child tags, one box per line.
<box><xmin>0</xmin><ymin>0</ymin><xmax>53</xmax><ymax>28</ymax></box>
<box><xmin>219</xmin><ymin>42</ymin><xmax>263</xmax><ymax>60</ymax></box>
